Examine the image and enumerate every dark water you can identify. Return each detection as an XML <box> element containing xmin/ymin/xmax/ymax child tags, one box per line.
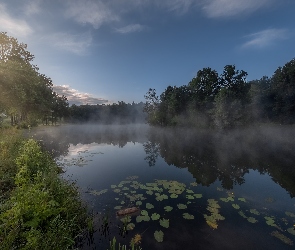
<box><xmin>31</xmin><ymin>124</ymin><xmax>295</xmax><ymax>250</ymax></box>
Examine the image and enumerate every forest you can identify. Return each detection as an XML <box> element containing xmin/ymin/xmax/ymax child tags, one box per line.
<box><xmin>144</xmin><ymin>60</ymin><xmax>295</xmax><ymax>128</ymax></box>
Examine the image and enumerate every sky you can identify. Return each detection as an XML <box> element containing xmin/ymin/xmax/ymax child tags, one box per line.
<box><xmin>0</xmin><ymin>0</ymin><xmax>295</xmax><ymax>105</ymax></box>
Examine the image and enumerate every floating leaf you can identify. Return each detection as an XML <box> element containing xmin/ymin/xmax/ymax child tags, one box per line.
<box><xmin>141</xmin><ymin>210</ymin><xmax>148</xmax><ymax>216</ymax></box>
<box><xmin>194</xmin><ymin>194</ymin><xmax>202</xmax><ymax>198</ymax></box>
<box><xmin>285</xmin><ymin>212</ymin><xmax>295</xmax><ymax>218</ymax></box>
<box><xmin>154</xmin><ymin>230</ymin><xmax>164</xmax><ymax>243</ymax></box>
<box><xmin>115</xmin><ymin>198</ymin><xmax>119</xmax><ymax>200</ymax></box>
<box><xmin>156</xmin><ymin>194</ymin><xmax>168</xmax><ymax>201</ymax></box>
<box><xmin>89</xmin><ymin>189</ymin><xmax>108</xmax><ymax>196</ymax></box>
<box><xmin>186</xmin><ymin>195</ymin><xmax>194</xmax><ymax>200</ymax></box>
<box><xmin>136</xmin><ymin>201</ymin><xmax>142</xmax><ymax>206</ymax></box>
<box><xmin>271</xmin><ymin>231</ymin><xmax>293</xmax><ymax>245</ymax></box>
<box><xmin>130</xmin><ymin>191</ymin><xmax>136</xmax><ymax>194</ymax></box>
<box><xmin>287</xmin><ymin>228</ymin><xmax>295</xmax><ymax>236</ymax></box>
<box><xmin>136</xmin><ymin>216</ymin><xmax>143</xmax><ymax>223</ymax></box>
<box><xmin>227</xmin><ymin>197</ymin><xmax>234</xmax><ymax>202</ymax></box>
<box><xmin>121</xmin><ymin>201</ymin><xmax>125</xmax><ymax>205</ymax></box>
<box><xmin>247</xmin><ymin>217</ymin><xmax>258</xmax><ymax>223</ymax></box>
<box><xmin>250</xmin><ymin>209</ymin><xmax>260</xmax><ymax>215</ymax></box>
<box><xmin>190</xmin><ymin>182</ymin><xmax>198</xmax><ymax>186</ymax></box>
<box><xmin>111</xmin><ymin>185</ymin><xmax>117</xmax><ymax>188</ymax></box>
<box><xmin>114</xmin><ymin>206</ymin><xmax>122</xmax><ymax>210</ymax></box>
<box><xmin>238</xmin><ymin>211</ymin><xmax>247</xmax><ymax>219</ymax></box>
<box><xmin>127</xmin><ymin>223</ymin><xmax>135</xmax><ymax>230</ymax></box>
<box><xmin>146</xmin><ymin>190</ymin><xmax>153</xmax><ymax>195</ymax></box>
<box><xmin>232</xmin><ymin>204</ymin><xmax>240</xmax><ymax>210</ymax></box>
<box><xmin>170</xmin><ymin>194</ymin><xmax>178</xmax><ymax>198</ymax></box>
<box><xmin>113</xmin><ymin>189</ymin><xmax>121</xmax><ymax>193</ymax></box>
<box><xmin>151</xmin><ymin>213</ymin><xmax>160</xmax><ymax>221</ymax></box>
<box><xmin>211</xmin><ymin>213</ymin><xmax>225</xmax><ymax>221</ymax></box>
<box><xmin>146</xmin><ymin>203</ymin><xmax>154</xmax><ymax>209</ymax></box>
<box><xmin>120</xmin><ymin>216</ymin><xmax>131</xmax><ymax>223</ymax></box>
<box><xmin>159</xmin><ymin>218</ymin><xmax>169</xmax><ymax>228</ymax></box>
<box><xmin>238</xmin><ymin>197</ymin><xmax>246</xmax><ymax>202</ymax></box>
<box><xmin>220</xmin><ymin>198</ymin><xmax>229</xmax><ymax>202</ymax></box>
<box><xmin>183</xmin><ymin>213</ymin><xmax>194</xmax><ymax>220</ymax></box>
<box><xmin>186</xmin><ymin>189</ymin><xmax>194</xmax><ymax>193</ymax></box>
<box><xmin>177</xmin><ymin>204</ymin><xmax>187</xmax><ymax>209</ymax></box>
<box><xmin>164</xmin><ymin>206</ymin><xmax>173</xmax><ymax>212</ymax></box>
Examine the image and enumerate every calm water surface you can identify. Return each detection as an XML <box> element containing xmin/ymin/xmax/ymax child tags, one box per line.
<box><xmin>32</xmin><ymin>124</ymin><xmax>295</xmax><ymax>250</ymax></box>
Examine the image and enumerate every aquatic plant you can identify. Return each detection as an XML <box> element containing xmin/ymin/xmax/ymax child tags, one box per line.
<box><xmin>271</xmin><ymin>231</ymin><xmax>293</xmax><ymax>245</ymax></box>
<box><xmin>183</xmin><ymin>213</ymin><xmax>194</xmax><ymax>220</ymax></box>
<box><xmin>164</xmin><ymin>206</ymin><xmax>173</xmax><ymax>212</ymax></box>
<box><xmin>151</xmin><ymin>213</ymin><xmax>160</xmax><ymax>220</ymax></box>
<box><xmin>159</xmin><ymin>218</ymin><xmax>169</xmax><ymax>228</ymax></box>
<box><xmin>154</xmin><ymin>230</ymin><xmax>164</xmax><ymax>242</ymax></box>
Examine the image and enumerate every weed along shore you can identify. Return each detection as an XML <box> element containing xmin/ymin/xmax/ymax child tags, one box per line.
<box><xmin>0</xmin><ymin>128</ymin><xmax>89</xmax><ymax>249</ymax></box>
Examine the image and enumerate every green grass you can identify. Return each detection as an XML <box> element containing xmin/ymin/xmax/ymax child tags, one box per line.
<box><xmin>0</xmin><ymin>129</ymin><xmax>88</xmax><ymax>249</ymax></box>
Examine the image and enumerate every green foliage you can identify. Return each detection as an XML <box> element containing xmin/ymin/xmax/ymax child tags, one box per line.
<box><xmin>0</xmin><ymin>138</ymin><xmax>87</xmax><ymax>249</ymax></box>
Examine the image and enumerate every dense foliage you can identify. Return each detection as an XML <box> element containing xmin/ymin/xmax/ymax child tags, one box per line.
<box><xmin>0</xmin><ymin>32</ymin><xmax>68</xmax><ymax>127</ymax></box>
<box><xmin>144</xmin><ymin>59</ymin><xmax>295</xmax><ymax>128</ymax></box>
<box><xmin>0</xmin><ymin>133</ymin><xmax>88</xmax><ymax>249</ymax></box>
<box><xmin>66</xmin><ymin>101</ymin><xmax>146</xmax><ymax>124</ymax></box>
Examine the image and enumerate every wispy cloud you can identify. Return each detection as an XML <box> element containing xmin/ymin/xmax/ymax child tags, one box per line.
<box><xmin>45</xmin><ymin>32</ymin><xmax>92</xmax><ymax>55</ymax></box>
<box><xmin>65</xmin><ymin>0</ymin><xmax>118</xmax><ymax>29</ymax></box>
<box><xmin>115</xmin><ymin>24</ymin><xmax>145</xmax><ymax>34</ymax></box>
<box><xmin>242</xmin><ymin>28</ymin><xmax>289</xmax><ymax>49</ymax></box>
<box><xmin>53</xmin><ymin>85</ymin><xmax>108</xmax><ymax>105</ymax></box>
<box><xmin>202</xmin><ymin>0</ymin><xmax>274</xmax><ymax>18</ymax></box>
<box><xmin>0</xmin><ymin>3</ymin><xmax>33</xmax><ymax>37</ymax></box>
<box><xmin>24</xmin><ymin>0</ymin><xmax>41</xmax><ymax>16</ymax></box>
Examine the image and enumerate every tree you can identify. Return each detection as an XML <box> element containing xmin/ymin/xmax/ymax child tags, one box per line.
<box><xmin>144</xmin><ymin>88</ymin><xmax>161</xmax><ymax>125</ymax></box>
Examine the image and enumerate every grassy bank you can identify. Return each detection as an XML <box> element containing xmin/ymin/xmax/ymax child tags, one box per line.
<box><xmin>0</xmin><ymin>128</ymin><xmax>88</xmax><ymax>249</ymax></box>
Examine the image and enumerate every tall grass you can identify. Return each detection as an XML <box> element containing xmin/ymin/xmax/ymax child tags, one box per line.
<box><xmin>0</xmin><ymin>130</ymin><xmax>88</xmax><ymax>249</ymax></box>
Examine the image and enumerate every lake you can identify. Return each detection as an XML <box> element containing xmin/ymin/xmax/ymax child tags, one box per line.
<box><xmin>31</xmin><ymin>124</ymin><xmax>295</xmax><ymax>249</ymax></box>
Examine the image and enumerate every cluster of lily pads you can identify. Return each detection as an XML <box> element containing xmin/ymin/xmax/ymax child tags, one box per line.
<box><xmin>87</xmin><ymin>176</ymin><xmax>295</xmax><ymax>246</ymax></box>
<box><xmin>56</xmin><ymin>150</ymin><xmax>103</xmax><ymax>167</ymax></box>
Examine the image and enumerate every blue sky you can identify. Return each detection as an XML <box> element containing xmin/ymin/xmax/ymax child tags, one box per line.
<box><xmin>1</xmin><ymin>0</ymin><xmax>295</xmax><ymax>105</ymax></box>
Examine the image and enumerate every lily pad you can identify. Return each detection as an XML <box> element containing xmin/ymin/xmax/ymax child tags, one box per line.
<box><xmin>164</xmin><ymin>206</ymin><xmax>173</xmax><ymax>212</ymax></box>
<box><xmin>247</xmin><ymin>217</ymin><xmax>258</xmax><ymax>223</ymax></box>
<box><xmin>232</xmin><ymin>204</ymin><xmax>240</xmax><ymax>209</ymax></box>
<box><xmin>114</xmin><ymin>206</ymin><xmax>122</xmax><ymax>210</ymax></box>
<box><xmin>146</xmin><ymin>203</ymin><xmax>154</xmax><ymax>209</ymax></box>
<box><xmin>177</xmin><ymin>204</ymin><xmax>187</xmax><ymax>209</ymax></box>
<box><xmin>190</xmin><ymin>182</ymin><xmax>198</xmax><ymax>186</ymax></box>
<box><xmin>271</xmin><ymin>231</ymin><xmax>293</xmax><ymax>245</ymax></box>
<box><xmin>250</xmin><ymin>209</ymin><xmax>260</xmax><ymax>215</ymax></box>
<box><xmin>287</xmin><ymin>228</ymin><xmax>295</xmax><ymax>236</ymax></box>
<box><xmin>113</xmin><ymin>189</ymin><xmax>121</xmax><ymax>193</ymax></box>
<box><xmin>151</xmin><ymin>213</ymin><xmax>160</xmax><ymax>221</ymax></box>
<box><xmin>155</xmin><ymin>194</ymin><xmax>168</xmax><ymax>201</ymax></box>
<box><xmin>194</xmin><ymin>194</ymin><xmax>202</xmax><ymax>198</ymax></box>
<box><xmin>111</xmin><ymin>185</ymin><xmax>117</xmax><ymax>188</ymax></box>
<box><xmin>238</xmin><ymin>197</ymin><xmax>246</xmax><ymax>202</ymax></box>
<box><xmin>285</xmin><ymin>211</ymin><xmax>295</xmax><ymax>218</ymax></box>
<box><xmin>183</xmin><ymin>213</ymin><xmax>194</xmax><ymax>220</ymax></box>
<box><xmin>159</xmin><ymin>218</ymin><xmax>169</xmax><ymax>228</ymax></box>
<box><xmin>238</xmin><ymin>211</ymin><xmax>247</xmax><ymax>219</ymax></box>
<box><xmin>170</xmin><ymin>193</ymin><xmax>178</xmax><ymax>198</ymax></box>
<box><xmin>120</xmin><ymin>216</ymin><xmax>131</xmax><ymax>223</ymax></box>
<box><xmin>186</xmin><ymin>189</ymin><xmax>194</xmax><ymax>193</ymax></box>
<box><xmin>136</xmin><ymin>201</ymin><xmax>142</xmax><ymax>206</ymax></box>
<box><xmin>146</xmin><ymin>190</ymin><xmax>153</xmax><ymax>195</ymax></box>
<box><xmin>141</xmin><ymin>210</ymin><xmax>148</xmax><ymax>216</ymax></box>
<box><xmin>186</xmin><ymin>195</ymin><xmax>194</xmax><ymax>200</ymax></box>
<box><xmin>154</xmin><ymin>230</ymin><xmax>164</xmax><ymax>243</ymax></box>
<box><xmin>220</xmin><ymin>198</ymin><xmax>229</xmax><ymax>202</ymax></box>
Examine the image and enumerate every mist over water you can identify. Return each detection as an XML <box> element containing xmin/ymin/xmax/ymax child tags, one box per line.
<box><xmin>31</xmin><ymin>124</ymin><xmax>295</xmax><ymax>249</ymax></box>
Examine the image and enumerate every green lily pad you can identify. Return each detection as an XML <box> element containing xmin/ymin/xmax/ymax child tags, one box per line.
<box><xmin>122</xmin><ymin>187</ymin><xmax>129</xmax><ymax>190</ymax></box>
<box><xmin>285</xmin><ymin>211</ymin><xmax>295</xmax><ymax>218</ymax></box>
<box><xmin>247</xmin><ymin>217</ymin><xmax>258</xmax><ymax>223</ymax></box>
<box><xmin>154</xmin><ymin>230</ymin><xmax>164</xmax><ymax>243</ymax></box>
<box><xmin>164</xmin><ymin>206</ymin><xmax>173</xmax><ymax>212</ymax></box>
<box><xmin>194</xmin><ymin>194</ymin><xmax>202</xmax><ymax>198</ymax></box>
<box><xmin>156</xmin><ymin>194</ymin><xmax>168</xmax><ymax>201</ymax></box>
<box><xmin>220</xmin><ymin>198</ymin><xmax>229</xmax><ymax>202</ymax></box>
<box><xmin>120</xmin><ymin>216</ymin><xmax>131</xmax><ymax>223</ymax></box>
<box><xmin>287</xmin><ymin>228</ymin><xmax>295</xmax><ymax>236</ymax></box>
<box><xmin>232</xmin><ymin>204</ymin><xmax>240</xmax><ymax>209</ymax></box>
<box><xmin>113</xmin><ymin>189</ymin><xmax>121</xmax><ymax>193</ymax></box>
<box><xmin>146</xmin><ymin>190</ymin><xmax>153</xmax><ymax>195</ymax></box>
<box><xmin>141</xmin><ymin>210</ymin><xmax>148</xmax><ymax>216</ymax></box>
<box><xmin>250</xmin><ymin>209</ymin><xmax>260</xmax><ymax>215</ymax></box>
<box><xmin>177</xmin><ymin>204</ymin><xmax>187</xmax><ymax>209</ymax></box>
<box><xmin>186</xmin><ymin>189</ymin><xmax>194</xmax><ymax>193</ymax></box>
<box><xmin>238</xmin><ymin>211</ymin><xmax>247</xmax><ymax>219</ymax></box>
<box><xmin>111</xmin><ymin>185</ymin><xmax>117</xmax><ymax>188</ymax></box>
<box><xmin>271</xmin><ymin>231</ymin><xmax>293</xmax><ymax>245</ymax></box>
<box><xmin>115</xmin><ymin>198</ymin><xmax>119</xmax><ymax>200</ymax></box>
<box><xmin>89</xmin><ymin>189</ymin><xmax>108</xmax><ymax>196</ymax></box>
<box><xmin>114</xmin><ymin>206</ymin><xmax>122</xmax><ymax>210</ymax></box>
<box><xmin>186</xmin><ymin>195</ymin><xmax>194</xmax><ymax>200</ymax></box>
<box><xmin>159</xmin><ymin>218</ymin><xmax>169</xmax><ymax>228</ymax></box>
<box><xmin>136</xmin><ymin>201</ymin><xmax>142</xmax><ymax>206</ymax></box>
<box><xmin>136</xmin><ymin>216</ymin><xmax>144</xmax><ymax>223</ymax></box>
<box><xmin>151</xmin><ymin>213</ymin><xmax>160</xmax><ymax>221</ymax></box>
<box><xmin>190</xmin><ymin>182</ymin><xmax>198</xmax><ymax>186</ymax></box>
<box><xmin>121</xmin><ymin>201</ymin><xmax>125</xmax><ymax>205</ymax></box>
<box><xmin>238</xmin><ymin>197</ymin><xmax>246</xmax><ymax>202</ymax></box>
<box><xmin>227</xmin><ymin>197</ymin><xmax>234</xmax><ymax>202</ymax></box>
<box><xmin>170</xmin><ymin>193</ymin><xmax>178</xmax><ymax>198</ymax></box>
<box><xmin>183</xmin><ymin>213</ymin><xmax>194</xmax><ymax>220</ymax></box>
<box><xmin>146</xmin><ymin>203</ymin><xmax>154</xmax><ymax>209</ymax></box>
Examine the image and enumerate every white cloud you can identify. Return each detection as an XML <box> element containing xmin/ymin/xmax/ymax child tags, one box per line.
<box><xmin>45</xmin><ymin>32</ymin><xmax>92</xmax><ymax>55</ymax></box>
<box><xmin>115</xmin><ymin>24</ymin><xmax>145</xmax><ymax>34</ymax></box>
<box><xmin>24</xmin><ymin>0</ymin><xmax>41</xmax><ymax>16</ymax></box>
<box><xmin>202</xmin><ymin>0</ymin><xmax>274</xmax><ymax>18</ymax></box>
<box><xmin>242</xmin><ymin>28</ymin><xmax>289</xmax><ymax>49</ymax></box>
<box><xmin>53</xmin><ymin>85</ymin><xmax>108</xmax><ymax>105</ymax></box>
<box><xmin>65</xmin><ymin>0</ymin><xmax>119</xmax><ymax>29</ymax></box>
<box><xmin>0</xmin><ymin>3</ymin><xmax>33</xmax><ymax>37</ymax></box>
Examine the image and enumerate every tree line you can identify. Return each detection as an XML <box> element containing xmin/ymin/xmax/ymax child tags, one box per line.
<box><xmin>144</xmin><ymin>59</ymin><xmax>295</xmax><ymax>128</ymax></box>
